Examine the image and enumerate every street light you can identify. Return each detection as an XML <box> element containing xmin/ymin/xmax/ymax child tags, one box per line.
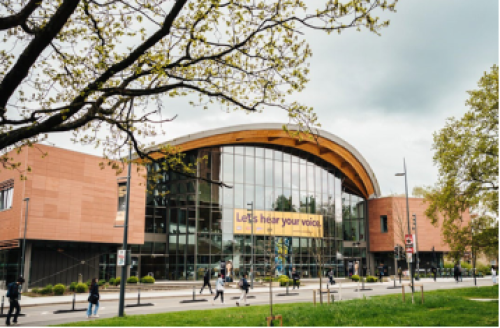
<box><xmin>412</xmin><ymin>214</ymin><xmax>420</xmax><ymax>280</ymax></box>
<box><xmin>395</xmin><ymin>158</ymin><xmax>415</xmax><ymax>297</ymax></box>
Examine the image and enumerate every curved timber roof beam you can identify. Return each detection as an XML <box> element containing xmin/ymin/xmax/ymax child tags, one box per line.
<box><xmin>147</xmin><ymin>123</ymin><xmax>381</xmax><ymax>199</ymax></box>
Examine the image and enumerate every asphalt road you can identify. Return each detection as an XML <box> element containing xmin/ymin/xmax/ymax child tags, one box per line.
<box><xmin>0</xmin><ymin>279</ymin><xmax>494</xmax><ymax>327</ymax></box>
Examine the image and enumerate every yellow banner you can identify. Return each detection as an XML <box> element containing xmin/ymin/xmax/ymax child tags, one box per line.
<box><xmin>233</xmin><ymin>209</ymin><xmax>323</xmax><ymax>238</ymax></box>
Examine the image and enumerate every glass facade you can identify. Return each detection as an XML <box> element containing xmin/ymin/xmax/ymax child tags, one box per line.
<box><xmin>142</xmin><ymin>144</ymin><xmax>367</xmax><ymax>280</ymax></box>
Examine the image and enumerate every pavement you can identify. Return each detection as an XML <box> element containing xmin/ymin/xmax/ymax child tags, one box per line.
<box><xmin>0</xmin><ymin>277</ymin><xmax>495</xmax><ymax>327</ymax></box>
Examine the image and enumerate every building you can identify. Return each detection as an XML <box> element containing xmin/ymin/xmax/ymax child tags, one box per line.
<box><xmin>0</xmin><ymin>124</ymin><xmax>466</xmax><ymax>287</ymax></box>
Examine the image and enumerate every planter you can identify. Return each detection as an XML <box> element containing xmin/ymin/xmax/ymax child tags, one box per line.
<box><xmin>262</xmin><ymin>282</ymin><xmax>280</xmax><ymax>287</ymax></box>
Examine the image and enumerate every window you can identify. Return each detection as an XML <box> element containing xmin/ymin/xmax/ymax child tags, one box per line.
<box><xmin>380</xmin><ymin>215</ymin><xmax>388</xmax><ymax>233</ymax></box>
<box><xmin>0</xmin><ymin>180</ymin><xmax>13</xmax><ymax>210</ymax></box>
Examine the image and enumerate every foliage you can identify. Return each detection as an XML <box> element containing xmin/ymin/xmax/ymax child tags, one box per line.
<box><xmin>58</xmin><ymin>286</ymin><xmax>499</xmax><ymax>327</ymax></box>
<box><xmin>424</xmin><ymin>66</ymin><xmax>499</xmax><ymax>261</ymax></box>
<box><xmin>109</xmin><ymin>278</ymin><xmax>116</xmax><ymax>286</ymax></box>
<box><xmin>127</xmin><ymin>276</ymin><xmax>139</xmax><ymax>284</ymax></box>
<box><xmin>114</xmin><ymin>277</ymin><xmax>121</xmax><ymax>286</ymax></box>
<box><xmin>85</xmin><ymin>280</ymin><xmax>92</xmax><ymax>287</ymax></box>
<box><xmin>53</xmin><ymin>284</ymin><xmax>66</xmax><ymax>296</ymax></box>
<box><xmin>0</xmin><ymin>0</ymin><xmax>397</xmax><ymax>180</ymax></box>
<box><xmin>140</xmin><ymin>276</ymin><xmax>155</xmax><ymax>284</ymax></box>
<box><xmin>31</xmin><ymin>288</ymin><xmax>40</xmax><ymax>294</ymax></box>
<box><xmin>40</xmin><ymin>285</ymin><xmax>53</xmax><ymax>295</ymax></box>
<box><xmin>98</xmin><ymin>279</ymin><xmax>106</xmax><ymax>286</ymax></box>
<box><xmin>75</xmin><ymin>283</ymin><xmax>88</xmax><ymax>293</ymax></box>
<box><xmin>351</xmin><ymin>274</ymin><xmax>360</xmax><ymax>282</ymax></box>
<box><xmin>366</xmin><ymin>275</ymin><xmax>378</xmax><ymax>283</ymax></box>
<box><xmin>69</xmin><ymin>282</ymin><xmax>77</xmax><ymax>292</ymax></box>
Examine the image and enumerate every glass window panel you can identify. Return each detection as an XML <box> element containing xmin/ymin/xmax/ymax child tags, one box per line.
<box><xmin>222</xmin><ymin>234</ymin><xmax>233</xmax><ymax>255</ymax></box>
<box><xmin>187</xmin><ymin>194</ymin><xmax>196</xmax><ymax>207</ymax></box>
<box><xmin>234</xmin><ymin>155</ymin><xmax>244</xmax><ymax>183</ymax></box>
<box><xmin>255</xmin><ymin>147</ymin><xmax>264</xmax><ymax>158</ymax></box>
<box><xmin>198</xmin><ymin>208</ymin><xmax>210</xmax><ymax>233</ymax></box>
<box><xmin>198</xmin><ymin>181</ymin><xmax>211</xmax><ymax>207</ymax></box>
<box><xmin>307</xmin><ymin>165</ymin><xmax>315</xmax><ymax>191</ymax></box>
<box><xmin>291</xmin><ymin>162</ymin><xmax>300</xmax><ymax>190</ymax></box>
<box><xmin>283</xmin><ymin>189</ymin><xmax>292</xmax><ymax>212</ymax></box>
<box><xmin>292</xmin><ymin>190</ymin><xmax>300</xmax><ymax>213</ymax></box>
<box><xmin>211</xmin><ymin>234</ymin><xmax>222</xmax><ymax>254</ymax></box>
<box><xmin>245</xmin><ymin>184</ymin><xmax>255</xmax><ymax>208</ymax></box>
<box><xmin>255</xmin><ymin>186</ymin><xmax>265</xmax><ymax>210</ymax></box>
<box><xmin>178</xmin><ymin>235</ymin><xmax>186</xmax><ymax>253</ymax></box>
<box><xmin>211</xmin><ymin>211</ymin><xmax>222</xmax><ymax>233</ymax></box>
<box><xmin>265</xmin><ymin>159</ymin><xmax>273</xmax><ymax>187</ymax></box>
<box><xmin>223</xmin><ymin>146</ymin><xmax>233</xmax><ymax>153</ymax></box>
<box><xmin>211</xmin><ymin>184</ymin><xmax>222</xmax><ymax>208</ymax></box>
<box><xmin>223</xmin><ymin>186</ymin><xmax>233</xmax><ymax>208</ymax></box>
<box><xmin>275</xmin><ymin>160</ymin><xmax>283</xmax><ymax>189</ymax></box>
<box><xmin>283</xmin><ymin>161</ymin><xmax>291</xmax><ymax>190</ymax></box>
<box><xmin>187</xmin><ymin>209</ymin><xmax>196</xmax><ymax>233</ymax></box>
<box><xmin>222</xmin><ymin>208</ymin><xmax>233</xmax><ymax>234</ymax></box>
<box><xmin>255</xmin><ymin>157</ymin><xmax>265</xmax><ymax>186</ymax></box>
<box><xmin>169</xmin><ymin>208</ymin><xmax>179</xmax><ymax>233</ymax></box>
<box><xmin>300</xmin><ymin>191</ymin><xmax>308</xmax><ymax>213</ymax></box>
<box><xmin>265</xmin><ymin>187</ymin><xmax>274</xmax><ymax>211</ymax></box>
<box><xmin>360</xmin><ymin>218</ymin><xmax>366</xmax><ymax>241</ymax></box>
<box><xmin>142</xmin><ymin>242</ymin><xmax>153</xmax><ymax>254</ymax></box>
<box><xmin>178</xmin><ymin>209</ymin><xmax>187</xmax><ymax>233</ymax></box>
<box><xmin>274</xmin><ymin>150</ymin><xmax>283</xmax><ymax>161</ymax></box>
<box><xmin>283</xmin><ymin>152</ymin><xmax>291</xmax><ymax>163</ymax></box>
<box><xmin>245</xmin><ymin>156</ymin><xmax>254</xmax><ymax>185</ymax></box>
<box><xmin>178</xmin><ymin>195</ymin><xmax>186</xmax><ymax>206</ymax></box>
<box><xmin>291</xmin><ymin>154</ymin><xmax>299</xmax><ymax>163</ymax></box>
<box><xmin>222</xmin><ymin>153</ymin><xmax>233</xmax><ymax>182</ymax></box>
<box><xmin>197</xmin><ymin>234</ymin><xmax>210</xmax><ymax>254</ymax></box>
<box><xmin>315</xmin><ymin>166</ymin><xmax>322</xmax><ymax>194</ymax></box>
<box><xmin>265</xmin><ymin>148</ymin><xmax>273</xmax><ymax>159</ymax></box>
<box><xmin>187</xmin><ymin>235</ymin><xmax>195</xmax><ymax>254</ymax></box>
<box><xmin>245</xmin><ymin>146</ymin><xmax>254</xmax><ymax>157</ymax></box>
<box><xmin>234</xmin><ymin>183</ymin><xmax>244</xmax><ymax>208</ymax></box>
<box><xmin>234</xmin><ymin>146</ymin><xmax>244</xmax><ymax>155</ymax></box>
<box><xmin>300</xmin><ymin>165</ymin><xmax>307</xmax><ymax>191</ymax></box>
<box><xmin>169</xmin><ymin>235</ymin><xmax>177</xmax><ymax>256</ymax></box>
<box><xmin>274</xmin><ymin>188</ymin><xmax>283</xmax><ymax>211</ymax></box>
<box><xmin>322</xmin><ymin>170</ymin><xmax>329</xmax><ymax>195</ymax></box>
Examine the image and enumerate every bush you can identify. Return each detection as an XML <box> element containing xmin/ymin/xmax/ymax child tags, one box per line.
<box><xmin>351</xmin><ymin>275</ymin><xmax>360</xmax><ymax>282</ymax></box>
<box><xmin>53</xmin><ymin>284</ymin><xmax>66</xmax><ymax>296</ymax></box>
<box><xmin>127</xmin><ymin>276</ymin><xmax>139</xmax><ymax>283</ymax></box>
<box><xmin>366</xmin><ymin>275</ymin><xmax>378</xmax><ymax>283</ymax></box>
<box><xmin>141</xmin><ymin>276</ymin><xmax>155</xmax><ymax>283</ymax></box>
<box><xmin>69</xmin><ymin>282</ymin><xmax>77</xmax><ymax>292</ymax></box>
<box><xmin>31</xmin><ymin>288</ymin><xmax>40</xmax><ymax>294</ymax></box>
<box><xmin>75</xmin><ymin>283</ymin><xmax>88</xmax><ymax>293</ymax></box>
<box><xmin>115</xmin><ymin>277</ymin><xmax>121</xmax><ymax>286</ymax></box>
<box><xmin>40</xmin><ymin>285</ymin><xmax>53</xmax><ymax>295</ymax></box>
<box><xmin>109</xmin><ymin>278</ymin><xmax>116</xmax><ymax>286</ymax></box>
<box><xmin>85</xmin><ymin>279</ymin><xmax>92</xmax><ymax>287</ymax></box>
<box><xmin>477</xmin><ymin>263</ymin><xmax>492</xmax><ymax>275</ymax></box>
<box><xmin>98</xmin><ymin>279</ymin><xmax>106</xmax><ymax>286</ymax></box>
<box><xmin>278</xmin><ymin>275</ymin><xmax>289</xmax><ymax>286</ymax></box>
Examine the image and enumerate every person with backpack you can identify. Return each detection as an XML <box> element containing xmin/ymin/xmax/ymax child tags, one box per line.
<box><xmin>236</xmin><ymin>274</ymin><xmax>249</xmax><ymax>306</ymax></box>
<box><xmin>200</xmin><ymin>268</ymin><xmax>213</xmax><ymax>294</ymax></box>
<box><xmin>87</xmin><ymin>278</ymin><xmax>100</xmax><ymax>318</ymax></box>
<box><xmin>212</xmin><ymin>273</ymin><xmax>225</xmax><ymax>305</ymax></box>
<box><xmin>327</xmin><ymin>268</ymin><xmax>335</xmax><ymax>286</ymax></box>
<box><xmin>292</xmin><ymin>268</ymin><xmax>300</xmax><ymax>289</ymax></box>
<box><xmin>5</xmin><ymin>276</ymin><xmax>25</xmax><ymax>326</ymax></box>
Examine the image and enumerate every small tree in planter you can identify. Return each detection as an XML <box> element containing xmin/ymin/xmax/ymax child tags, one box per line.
<box><xmin>141</xmin><ymin>276</ymin><xmax>155</xmax><ymax>284</ymax></box>
<box><xmin>127</xmin><ymin>276</ymin><xmax>139</xmax><ymax>284</ymax></box>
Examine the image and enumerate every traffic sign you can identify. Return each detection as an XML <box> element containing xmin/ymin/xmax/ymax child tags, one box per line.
<box><xmin>405</xmin><ymin>234</ymin><xmax>414</xmax><ymax>247</ymax></box>
<box><xmin>406</xmin><ymin>247</ymin><xmax>414</xmax><ymax>254</ymax></box>
<box><xmin>406</xmin><ymin>253</ymin><xmax>413</xmax><ymax>263</ymax></box>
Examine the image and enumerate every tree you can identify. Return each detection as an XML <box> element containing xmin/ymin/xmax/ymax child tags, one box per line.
<box><xmin>424</xmin><ymin>65</ymin><xmax>499</xmax><ymax>261</ymax></box>
<box><xmin>0</xmin><ymin>0</ymin><xmax>397</xmax><ymax>175</ymax></box>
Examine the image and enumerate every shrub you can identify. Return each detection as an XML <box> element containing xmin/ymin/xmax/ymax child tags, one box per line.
<box><xmin>115</xmin><ymin>277</ymin><xmax>121</xmax><ymax>286</ymax></box>
<box><xmin>278</xmin><ymin>275</ymin><xmax>289</xmax><ymax>286</ymax></box>
<box><xmin>75</xmin><ymin>283</ymin><xmax>88</xmax><ymax>293</ymax></box>
<box><xmin>477</xmin><ymin>263</ymin><xmax>492</xmax><ymax>275</ymax></box>
<box><xmin>366</xmin><ymin>275</ymin><xmax>378</xmax><ymax>283</ymax></box>
<box><xmin>351</xmin><ymin>274</ymin><xmax>360</xmax><ymax>282</ymax></box>
<box><xmin>53</xmin><ymin>284</ymin><xmax>66</xmax><ymax>296</ymax></box>
<box><xmin>85</xmin><ymin>279</ymin><xmax>92</xmax><ymax>287</ymax></box>
<box><xmin>127</xmin><ymin>276</ymin><xmax>139</xmax><ymax>283</ymax></box>
<box><xmin>98</xmin><ymin>279</ymin><xmax>106</xmax><ymax>286</ymax></box>
<box><xmin>31</xmin><ymin>288</ymin><xmax>40</xmax><ymax>294</ymax></box>
<box><xmin>40</xmin><ymin>285</ymin><xmax>53</xmax><ymax>295</ymax></box>
<box><xmin>69</xmin><ymin>282</ymin><xmax>77</xmax><ymax>292</ymax></box>
<box><xmin>141</xmin><ymin>276</ymin><xmax>155</xmax><ymax>283</ymax></box>
<box><xmin>109</xmin><ymin>278</ymin><xmax>116</xmax><ymax>286</ymax></box>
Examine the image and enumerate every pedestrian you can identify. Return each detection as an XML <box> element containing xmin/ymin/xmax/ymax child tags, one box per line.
<box><xmin>431</xmin><ymin>266</ymin><xmax>437</xmax><ymax>282</ymax></box>
<box><xmin>200</xmin><ymin>268</ymin><xmax>213</xmax><ymax>294</ymax></box>
<box><xmin>397</xmin><ymin>267</ymin><xmax>402</xmax><ymax>283</ymax></box>
<box><xmin>5</xmin><ymin>276</ymin><xmax>24</xmax><ymax>326</ymax></box>
<box><xmin>292</xmin><ymin>268</ymin><xmax>300</xmax><ymax>290</ymax></box>
<box><xmin>327</xmin><ymin>268</ymin><xmax>335</xmax><ymax>286</ymax></box>
<box><xmin>86</xmin><ymin>278</ymin><xmax>100</xmax><ymax>319</ymax></box>
<box><xmin>492</xmin><ymin>266</ymin><xmax>497</xmax><ymax>285</ymax></box>
<box><xmin>454</xmin><ymin>263</ymin><xmax>459</xmax><ymax>283</ymax></box>
<box><xmin>458</xmin><ymin>263</ymin><xmax>463</xmax><ymax>282</ymax></box>
<box><xmin>236</xmin><ymin>273</ymin><xmax>249</xmax><ymax>306</ymax></box>
<box><xmin>212</xmin><ymin>273</ymin><xmax>225</xmax><ymax>305</ymax></box>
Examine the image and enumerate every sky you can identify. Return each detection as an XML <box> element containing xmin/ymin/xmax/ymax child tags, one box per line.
<box><xmin>46</xmin><ymin>0</ymin><xmax>499</xmax><ymax>196</ymax></box>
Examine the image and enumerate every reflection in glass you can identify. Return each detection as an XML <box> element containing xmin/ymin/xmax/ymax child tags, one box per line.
<box><xmin>234</xmin><ymin>155</ymin><xmax>244</xmax><ymax>183</ymax></box>
<box><xmin>222</xmin><ymin>153</ymin><xmax>233</xmax><ymax>182</ymax></box>
<box><xmin>265</xmin><ymin>159</ymin><xmax>273</xmax><ymax>187</ymax></box>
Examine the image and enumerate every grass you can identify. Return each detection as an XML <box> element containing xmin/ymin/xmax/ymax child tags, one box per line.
<box><xmin>57</xmin><ymin>285</ymin><xmax>498</xmax><ymax>326</ymax></box>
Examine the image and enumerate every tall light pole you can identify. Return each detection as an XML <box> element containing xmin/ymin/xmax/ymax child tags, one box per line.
<box><xmin>412</xmin><ymin>214</ymin><xmax>420</xmax><ymax>279</ymax></box>
<box><xmin>395</xmin><ymin>158</ymin><xmax>414</xmax><ymax>294</ymax></box>
<box><xmin>20</xmin><ymin>198</ymin><xmax>30</xmax><ymax>295</ymax></box>
<box><xmin>247</xmin><ymin>202</ymin><xmax>254</xmax><ymax>289</ymax></box>
<box><xmin>118</xmin><ymin>104</ymin><xmax>133</xmax><ymax>317</ymax></box>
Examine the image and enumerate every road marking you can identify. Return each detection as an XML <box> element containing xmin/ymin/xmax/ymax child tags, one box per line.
<box><xmin>41</xmin><ymin>311</ymin><xmax>49</xmax><ymax>315</ymax></box>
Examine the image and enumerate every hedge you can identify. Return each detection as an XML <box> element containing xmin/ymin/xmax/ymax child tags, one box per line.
<box><xmin>98</xmin><ymin>279</ymin><xmax>106</xmax><ymax>286</ymax></box>
<box><xmin>109</xmin><ymin>278</ymin><xmax>116</xmax><ymax>286</ymax></box>
<box><xmin>115</xmin><ymin>277</ymin><xmax>121</xmax><ymax>286</ymax></box>
<box><xmin>69</xmin><ymin>282</ymin><xmax>77</xmax><ymax>292</ymax></box>
<box><xmin>75</xmin><ymin>283</ymin><xmax>88</xmax><ymax>293</ymax></box>
<box><xmin>127</xmin><ymin>276</ymin><xmax>139</xmax><ymax>283</ymax></box>
<box><xmin>351</xmin><ymin>275</ymin><xmax>360</xmax><ymax>282</ymax></box>
<box><xmin>366</xmin><ymin>275</ymin><xmax>378</xmax><ymax>283</ymax></box>
<box><xmin>141</xmin><ymin>276</ymin><xmax>155</xmax><ymax>283</ymax></box>
<box><xmin>53</xmin><ymin>284</ymin><xmax>66</xmax><ymax>296</ymax></box>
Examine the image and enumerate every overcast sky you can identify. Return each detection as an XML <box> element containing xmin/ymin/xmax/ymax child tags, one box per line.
<box><xmin>47</xmin><ymin>0</ymin><xmax>499</xmax><ymax>196</ymax></box>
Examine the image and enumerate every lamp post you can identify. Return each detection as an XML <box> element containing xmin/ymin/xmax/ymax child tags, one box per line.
<box><xmin>248</xmin><ymin>202</ymin><xmax>254</xmax><ymax>289</ymax></box>
<box><xmin>20</xmin><ymin>197</ymin><xmax>30</xmax><ymax>295</ymax></box>
<box><xmin>412</xmin><ymin>214</ymin><xmax>420</xmax><ymax>279</ymax></box>
<box><xmin>395</xmin><ymin>158</ymin><xmax>414</xmax><ymax>295</ymax></box>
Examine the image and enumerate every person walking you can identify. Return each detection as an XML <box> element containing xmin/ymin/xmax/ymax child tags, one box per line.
<box><xmin>431</xmin><ymin>266</ymin><xmax>437</xmax><ymax>282</ymax></box>
<box><xmin>236</xmin><ymin>274</ymin><xmax>249</xmax><ymax>306</ymax></box>
<box><xmin>458</xmin><ymin>263</ymin><xmax>463</xmax><ymax>282</ymax></box>
<box><xmin>454</xmin><ymin>263</ymin><xmax>459</xmax><ymax>283</ymax></box>
<box><xmin>292</xmin><ymin>268</ymin><xmax>300</xmax><ymax>290</ymax></box>
<box><xmin>86</xmin><ymin>278</ymin><xmax>100</xmax><ymax>318</ymax></box>
<box><xmin>397</xmin><ymin>267</ymin><xmax>402</xmax><ymax>283</ymax></box>
<box><xmin>5</xmin><ymin>276</ymin><xmax>24</xmax><ymax>326</ymax></box>
<box><xmin>491</xmin><ymin>266</ymin><xmax>497</xmax><ymax>285</ymax></box>
<box><xmin>212</xmin><ymin>274</ymin><xmax>225</xmax><ymax>305</ymax></box>
<box><xmin>327</xmin><ymin>268</ymin><xmax>335</xmax><ymax>286</ymax></box>
<box><xmin>200</xmin><ymin>268</ymin><xmax>213</xmax><ymax>294</ymax></box>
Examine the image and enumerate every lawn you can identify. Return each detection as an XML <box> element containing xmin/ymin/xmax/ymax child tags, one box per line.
<box><xmin>57</xmin><ymin>285</ymin><xmax>498</xmax><ymax>326</ymax></box>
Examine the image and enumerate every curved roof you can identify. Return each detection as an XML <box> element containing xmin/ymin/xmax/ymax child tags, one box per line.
<box><xmin>147</xmin><ymin>123</ymin><xmax>381</xmax><ymax>199</ymax></box>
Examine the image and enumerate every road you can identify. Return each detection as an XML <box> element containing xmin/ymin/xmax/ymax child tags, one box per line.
<box><xmin>0</xmin><ymin>279</ymin><xmax>494</xmax><ymax>327</ymax></box>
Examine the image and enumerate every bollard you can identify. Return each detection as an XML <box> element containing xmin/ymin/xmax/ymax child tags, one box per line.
<box><xmin>286</xmin><ymin>280</ymin><xmax>289</xmax><ymax>295</ymax></box>
<box><xmin>313</xmin><ymin>290</ymin><xmax>316</xmax><ymax>306</ymax></box>
<box><xmin>327</xmin><ymin>289</ymin><xmax>331</xmax><ymax>305</ymax></box>
<box><xmin>339</xmin><ymin>282</ymin><xmax>342</xmax><ymax>301</ymax></box>
<box><xmin>72</xmin><ymin>293</ymin><xmax>76</xmax><ymax>311</ymax></box>
<box><xmin>1</xmin><ymin>296</ymin><xmax>4</xmax><ymax>315</ymax></box>
<box><xmin>138</xmin><ymin>289</ymin><xmax>141</xmax><ymax>305</ymax></box>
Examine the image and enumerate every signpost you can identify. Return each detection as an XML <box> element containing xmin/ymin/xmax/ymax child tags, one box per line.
<box><xmin>117</xmin><ymin>250</ymin><xmax>126</xmax><ymax>266</ymax></box>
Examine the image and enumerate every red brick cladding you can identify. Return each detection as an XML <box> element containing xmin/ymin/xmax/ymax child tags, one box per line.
<box><xmin>368</xmin><ymin>197</ymin><xmax>471</xmax><ymax>252</ymax></box>
<box><xmin>0</xmin><ymin>145</ymin><xmax>146</xmax><ymax>245</ymax></box>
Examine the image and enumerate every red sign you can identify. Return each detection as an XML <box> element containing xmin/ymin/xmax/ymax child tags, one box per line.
<box><xmin>406</xmin><ymin>247</ymin><xmax>414</xmax><ymax>254</ymax></box>
<box><xmin>405</xmin><ymin>234</ymin><xmax>413</xmax><ymax>246</ymax></box>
